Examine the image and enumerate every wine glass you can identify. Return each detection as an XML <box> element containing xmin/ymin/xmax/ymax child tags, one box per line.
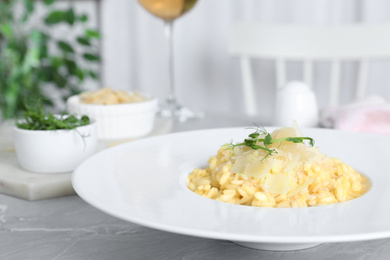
<box><xmin>138</xmin><ymin>0</ymin><xmax>203</xmax><ymax>122</ymax></box>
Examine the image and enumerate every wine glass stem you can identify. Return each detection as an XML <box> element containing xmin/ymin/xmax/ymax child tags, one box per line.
<box><xmin>164</xmin><ymin>20</ymin><xmax>178</xmax><ymax>106</ymax></box>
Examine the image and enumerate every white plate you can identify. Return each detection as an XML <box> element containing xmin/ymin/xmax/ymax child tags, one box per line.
<box><xmin>72</xmin><ymin>127</ymin><xmax>390</xmax><ymax>251</ymax></box>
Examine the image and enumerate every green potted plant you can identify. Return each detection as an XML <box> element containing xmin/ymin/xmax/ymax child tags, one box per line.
<box><xmin>0</xmin><ymin>0</ymin><xmax>101</xmax><ymax>121</ymax></box>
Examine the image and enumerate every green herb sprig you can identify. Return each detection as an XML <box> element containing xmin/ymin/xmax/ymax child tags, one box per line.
<box><xmin>16</xmin><ymin>104</ymin><xmax>91</xmax><ymax>150</ymax></box>
<box><xmin>16</xmin><ymin>106</ymin><xmax>90</xmax><ymax>131</ymax></box>
<box><xmin>227</xmin><ymin>126</ymin><xmax>315</xmax><ymax>160</ymax></box>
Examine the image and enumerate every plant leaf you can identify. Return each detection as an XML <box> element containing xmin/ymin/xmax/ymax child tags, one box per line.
<box><xmin>38</xmin><ymin>66</ymin><xmax>54</xmax><ymax>82</ymax></box>
<box><xmin>50</xmin><ymin>56</ymin><xmax>62</xmax><ymax>69</ymax></box>
<box><xmin>76</xmin><ymin>37</ymin><xmax>90</xmax><ymax>46</ymax></box>
<box><xmin>44</xmin><ymin>0</ymin><xmax>56</xmax><ymax>6</ymax></box>
<box><xmin>85</xmin><ymin>29</ymin><xmax>101</xmax><ymax>39</ymax></box>
<box><xmin>65</xmin><ymin>8</ymin><xmax>75</xmax><ymax>25</ymax></box>
<box><xmin>29</xmin><ymin>30</ymin><xmax>46</xmax><ymax>44</ymax></box>
<box><xmin>83</xmin><ymin>53</ymin><xmax>100</xmax><ymax>62</ymax></box>
<box><xmin>65</xmin><ymin>59</ymin><xmax>77</xmax><ymax>74</ymax></box>
<box><xmin>264</xmin><ymin>134</ymin><xmax>273</xmax><ymax>146</ymax></box>
<box><xmin>25</xmin><ymin>47</ymin><xmax>40</xmax><ymax>68</ymax></box>
<box><xmin>0</xmin><ymin>23</ymin><xmax>13</xmax><ymax>38</ymax></box>
<box><xmin>58</xmin><ymin>41</ymin><xmax>74</xmax><ymax>53</ymax></box>
<box><xmin>79</xmin><ymin>14</ymin><xmax>88</xmax><ymax>23</ymax></box>
<box><xmin>45</xmin><ymin>10</ymin><xmax>66</xmax><ymax>25</ymax></box>
<box><xmin>22</xmin><ymin>13</ymin><xmax>29</xmax><ymax>23</ymax></box>
<box><xmin>39</xmin><ymin>45</ymin><xmax>48</xmax><ymax>58</ymax></box>
<box><xmin>76</xmin><ymin>68</ymin><xmax>84</xmax><ymax>81</ymax></box>
<box><xmin>53</xmin><ymin>71</ymin><xmax>66</xmax><ymax>88</ymax></box>
<box><xmin>23</xmin><ymin>0</ymin><xmax>34</xmax><ymax>14</ymax></box>
<box><xmin>88</xmin><ymin>70</ymin><xmax>98</xmax><ymax>79</ymax></box>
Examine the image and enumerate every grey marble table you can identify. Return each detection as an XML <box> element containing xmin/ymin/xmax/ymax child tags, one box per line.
<box><xmin>1</xmin><ymin>112</ymin><xmax>390</xmax><ymax>260</ymax></box>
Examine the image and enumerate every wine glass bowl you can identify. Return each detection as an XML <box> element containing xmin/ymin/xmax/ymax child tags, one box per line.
<box><xmin>138</xmin><ymin>0</ymin><xmax>198</xmax><ymax>21</ymax></box>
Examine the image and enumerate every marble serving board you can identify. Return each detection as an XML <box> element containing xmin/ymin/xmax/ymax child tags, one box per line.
<box><xmin>0</xmin><ymin>119</ymin><xmax>172</xmax><ymax>201</ymax></box>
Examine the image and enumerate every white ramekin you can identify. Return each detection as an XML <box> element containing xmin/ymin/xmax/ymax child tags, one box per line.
<box><xmin>66</xmin><ymin>93</ymin><xmax>157</xmax><ymax>140</ymax></box>
<box><xmin>13</xmin><ymin>121</ymin><xmax>98</xmax><ymax>173</ymax></box>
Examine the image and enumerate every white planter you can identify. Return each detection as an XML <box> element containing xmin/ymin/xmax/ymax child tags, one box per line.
<box><xmin>13</xmin><ymin>121</ymin><xmax>98</xmax><ymax>173</ymax></box>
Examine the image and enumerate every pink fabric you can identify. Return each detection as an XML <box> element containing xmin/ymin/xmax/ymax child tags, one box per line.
<box><xmin>320</xmin><ymin>96</ymin><xmax>390</xmax><ymax>135</ymax></box>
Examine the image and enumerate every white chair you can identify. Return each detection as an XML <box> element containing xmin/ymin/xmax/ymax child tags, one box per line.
<box><xmin>228</xmin><ymin>22</ymin><xmax>390</xmax><ymax>116</ymax></box>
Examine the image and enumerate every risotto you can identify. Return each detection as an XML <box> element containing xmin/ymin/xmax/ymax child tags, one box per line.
<box><xmin>187</xmin><ymin>126</ymin><xmax>370</xmax><ymax>208</ymax></box>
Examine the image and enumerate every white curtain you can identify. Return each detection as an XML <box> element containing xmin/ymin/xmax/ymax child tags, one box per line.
<box><xmin>101</xmin><ymin>0</ymin><xmax>390</xmax><ymax>119</ymax></box>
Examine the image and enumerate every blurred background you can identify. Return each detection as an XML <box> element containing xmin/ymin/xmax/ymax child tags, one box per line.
<box><xmin>103</xmin><ymin>0</ymin><xmax>390</xmax><ymax>120</ymax></box>
<box><xmin>2</xmin><ymin>0</ymin><xmax>390</xmax><ymax>122</ymax></box>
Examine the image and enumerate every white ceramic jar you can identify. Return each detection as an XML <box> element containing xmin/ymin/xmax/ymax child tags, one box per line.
<box><xmin>273</xmin><ymin>81</ymin><xmax>319</xmax><ymax>127</ymax></box>
<box><xmin>13</xmin><ymin>121</ymin><xmax>98</xmax><ymax>173</ymax></box>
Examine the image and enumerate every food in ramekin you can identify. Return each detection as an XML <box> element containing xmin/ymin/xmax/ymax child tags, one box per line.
<box><xmin>80</xmin><ymin>88</ymin><xmax>147</xmax><ymax>105</ymax></box>
<box><xmin>187</xmin><ymin>125</ymin><xmax>370</xmax><ymax>208</ymax></box>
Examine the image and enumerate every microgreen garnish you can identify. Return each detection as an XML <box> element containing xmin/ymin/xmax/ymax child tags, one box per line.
<box><xmin>16</xmin><ymin>105</ymin><xmax>90</xmax><ymax>131</ymax></box>
<box><xmin>226</xmin><ymin>126</ymin><xmax>315</xmax><ymax>161</ymax></box>
<box><xmin>16</xmin><ymin>104</ymin><xmax>91</xmax><ymax>150</ymax></box>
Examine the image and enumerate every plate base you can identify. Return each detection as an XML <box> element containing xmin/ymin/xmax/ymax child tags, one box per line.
<box><xmin>232</xmin><ymin>241</ymin><xmax>323</xmax><ymax>251</ymax></box>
